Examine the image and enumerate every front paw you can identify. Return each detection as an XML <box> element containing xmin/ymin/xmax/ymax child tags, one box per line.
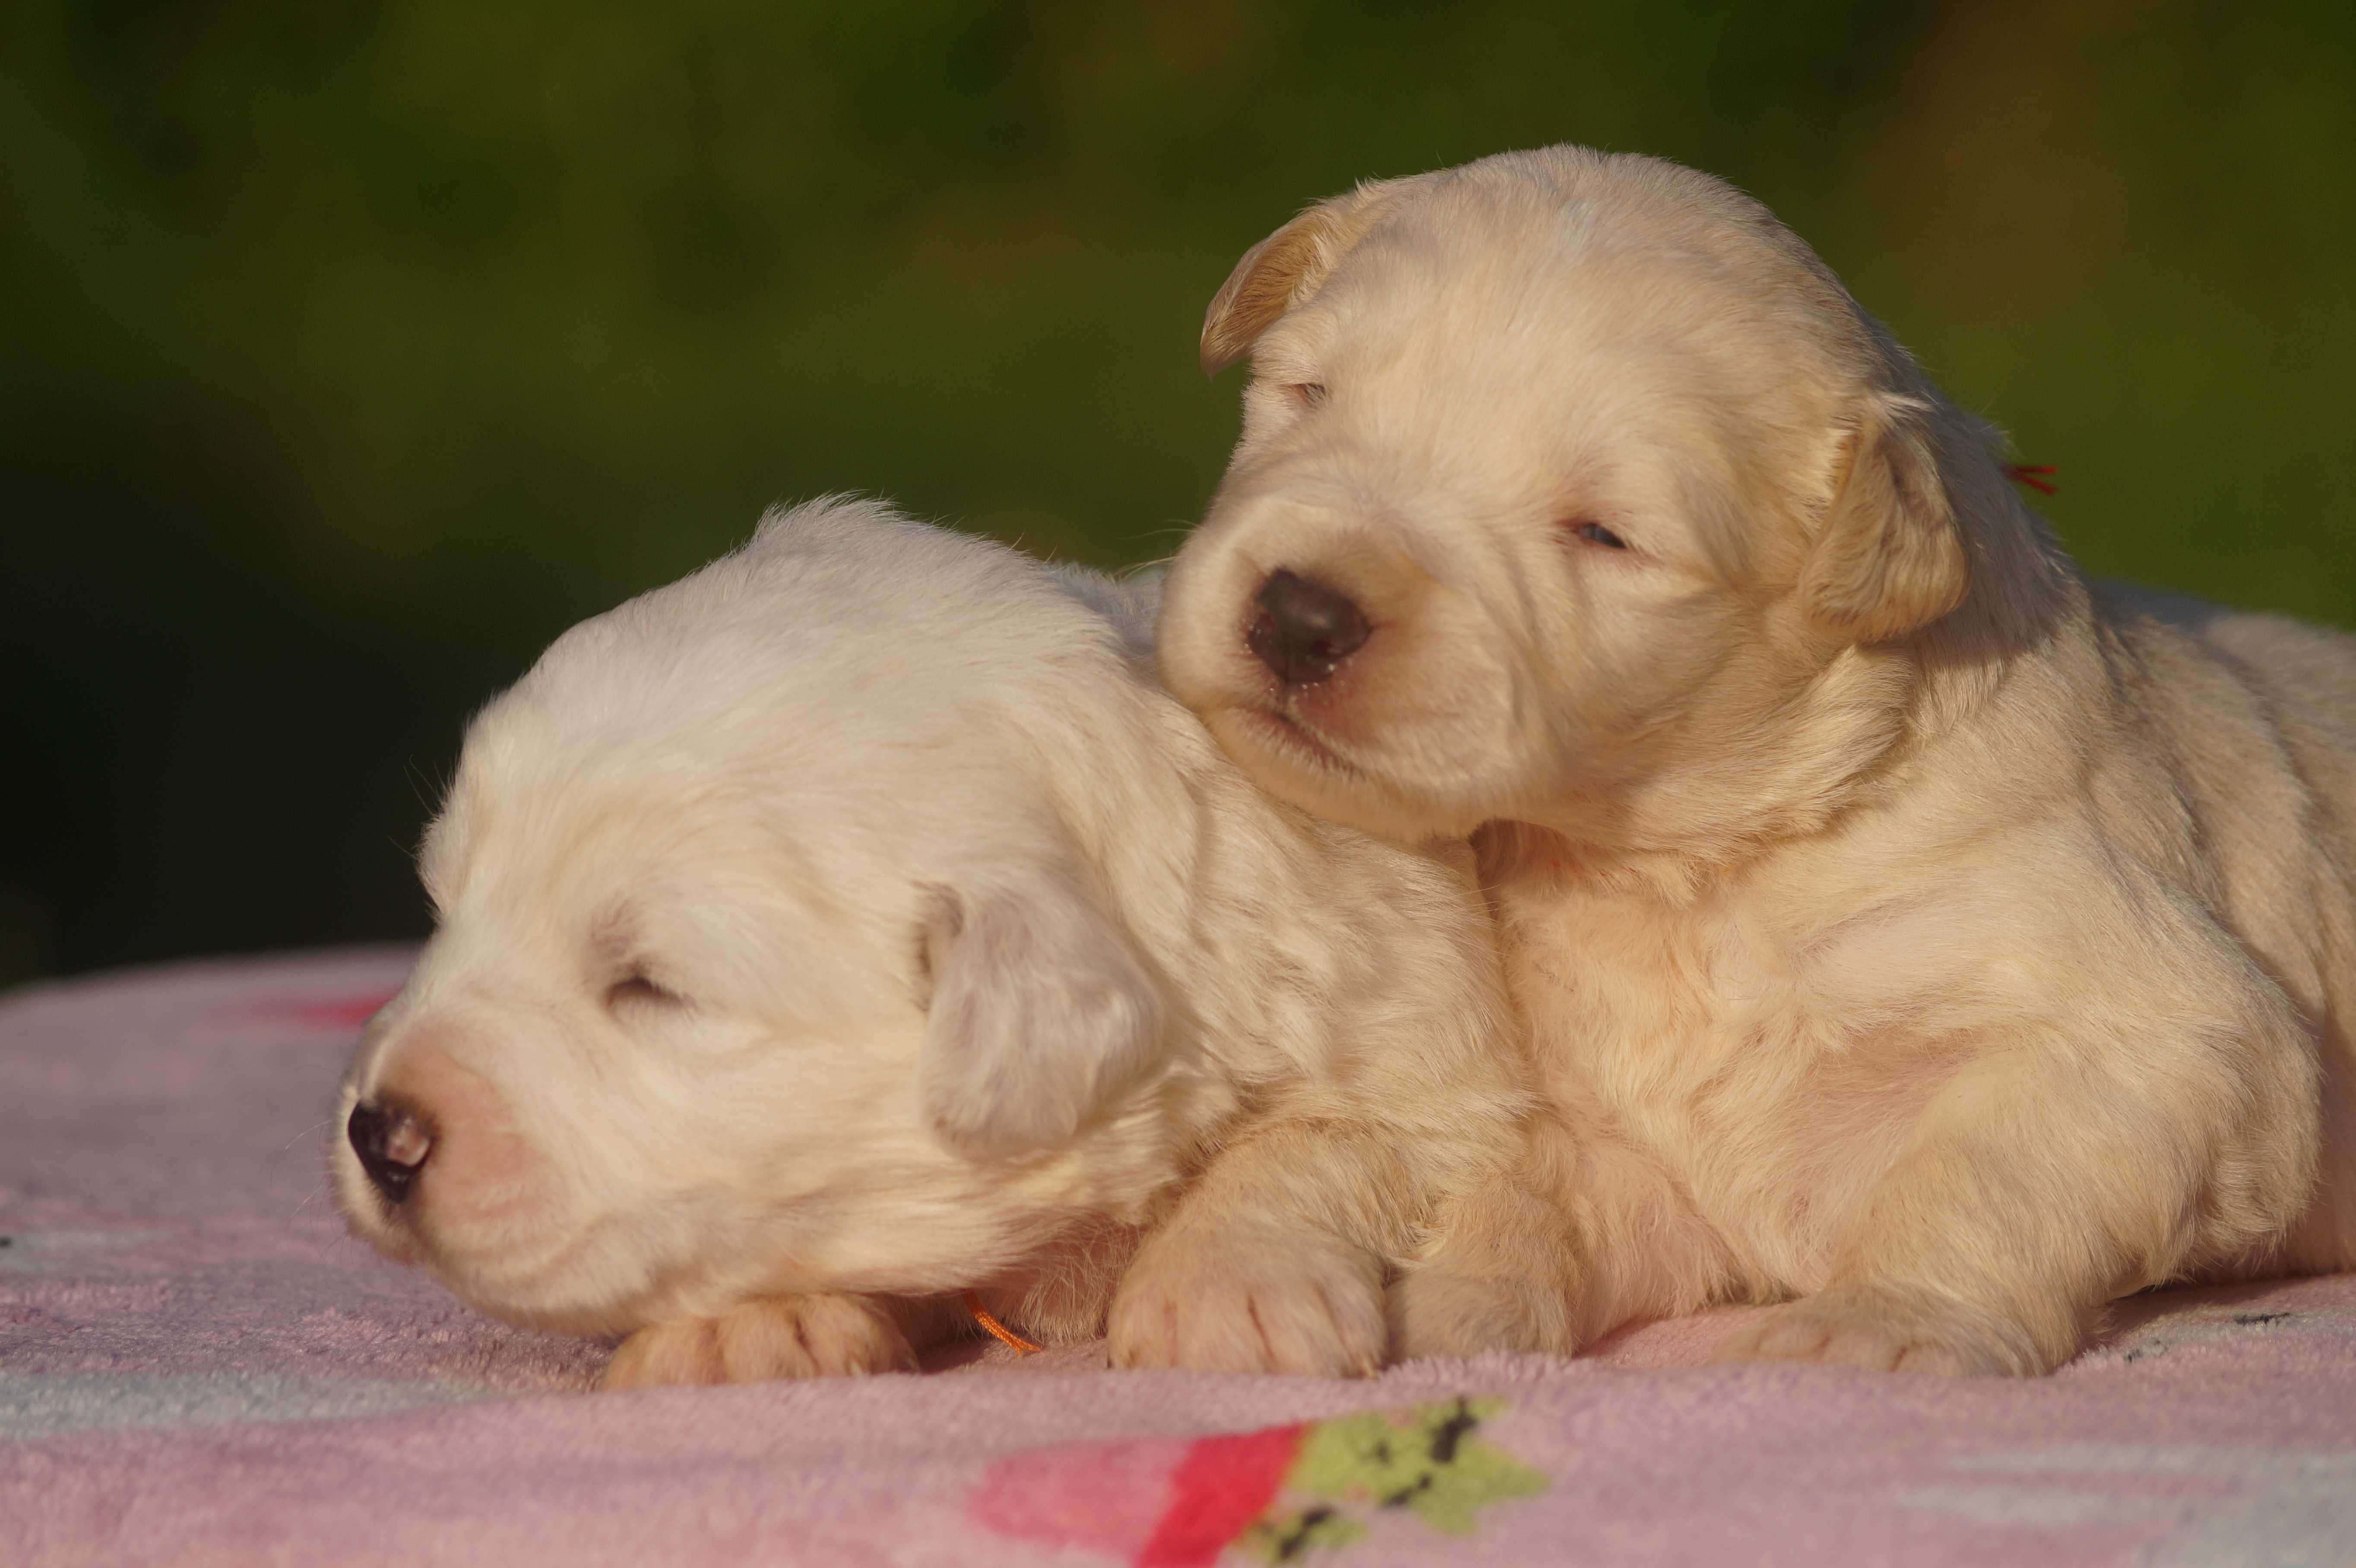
<box><xmin>602</xmin><ymin>1294</ymin><xmax>917</xmax><ymax>1389</ymax></box>
<box><xmin>1708</xmin><ymin>1286</ymin><xmax>2047</xmax><ymax>1377</ymax></box>
<box><xmin>1391</xmin><ymin>1255</ymin><xmax>1577</xmax><ymax>1360</ymax></box>
<box><xmin>1108</xmin><ymin>1222</ymin><xmax>1387</xmax><ymax>1377</ymax></box>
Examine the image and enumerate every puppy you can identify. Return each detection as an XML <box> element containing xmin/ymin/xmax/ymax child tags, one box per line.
<box><xmin>1159</xmin><ymin>145</ymin><xmax>2356</xmax><ymax>1375</ymax></box>
<box><xmin>332</xmin><ymin>497</ymin><xmax>1555</xmax><ymax>1386</ymax></box>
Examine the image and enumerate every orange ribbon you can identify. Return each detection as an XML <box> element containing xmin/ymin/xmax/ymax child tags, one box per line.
<box><xmin>964</xmin><ymin>1291</ymin><xmax>1043</xmax><ymax>1355</ymax></box>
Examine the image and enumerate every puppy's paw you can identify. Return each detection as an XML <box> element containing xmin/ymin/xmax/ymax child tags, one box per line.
<box><xmin>1391</xmin><ymin>1256</ymin><xmax>1577</xmax><ymax>1360</ymax></box>
<box><xmin>1708</xmin><ymin>1286</ymin><xmax>2045</xmax><ymax>1377</ymax></box>
<box><xmin>1108</xmin><ymin>1222</ymin><xmax>1387</xmax><ymax>1377</ymax></box>
<box><xmin>602</xmin><ymin>1294</ymin><xmax>917</xmax><ymax>1390</ymax></box>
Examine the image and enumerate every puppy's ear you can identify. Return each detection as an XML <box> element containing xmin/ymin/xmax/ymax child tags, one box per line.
<box><xmin>1200</xmin><ymin>179</ymin><xmax>1408</xmax><ymax>376</ymax></box>
<box><xmin>916</xmin><ymin>865</ymin><xmax>1164</xmax><ymax>1161</ymax></box>
<box><xmin>1797</xmin><ymin>395</ymin><xmax>1971</xmax><ymax>644</ymax></box>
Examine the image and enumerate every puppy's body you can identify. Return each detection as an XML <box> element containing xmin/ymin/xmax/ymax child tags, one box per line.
<box><xmin>1480</xmin><ymin>585</ymin><xmax>2351</xmax><ymax>1360</ymax></box>
<box><xmin>334</xmin><ymin>499</ymin><xmax>1544</xmax><ymax>1383</ymax></box>
<box><xmin>1161</xmin><ymin>146</ymin><xmax>2356</xmax><ymax>1373</ymax></box>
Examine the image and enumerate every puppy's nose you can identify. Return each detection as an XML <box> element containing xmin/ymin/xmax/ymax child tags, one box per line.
<box><xmin>1247</xmin><ymin>569</ymin><xmax>1370</xmax><ymax>686</ymax></box>
<box><xmin>347</xmin><ymin>1100</ymin><xmax>433</xmax><ymax>1204</ymax></box>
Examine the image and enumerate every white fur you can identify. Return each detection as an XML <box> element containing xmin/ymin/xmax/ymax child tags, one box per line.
<box><xmin>1160</xmin><ymin>146</ymin><xmax>2356</xmax><ymax>1375</ymax></box>
<box><xmin>332</xmin><ymin>498</ymin><xmax>1552</xmax><ymax>1384</ymax></box>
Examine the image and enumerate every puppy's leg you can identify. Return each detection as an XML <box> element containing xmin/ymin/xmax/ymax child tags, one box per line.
<box><xmin>1392</xmin><ymin>1113</ymin><xmax>1581</xmax><ymax>1358</ymax></box>
<box><xmin>1109</xmin><ymin>1122</ymin><xmax>1404</xmax><ymax>1377</ymax></box>
<box><xmin>1712</xmin><ymin>1017</ymin><xmax>2317</xmax><ymax>1377</ymax></box>
<box><xmin>1392</xmin><ymin>1161</ymin><xmax>1579</xmax><ymax>1357</ymax></box>
<box><xmin>1395</xmin><ymin>1097</ymin><xmax>1729</xmax><ymax>1360</ymax></box>
<box><xmin>602</xmin><ymin>1293</ymin><xmax>928</xmax><ymax>1389</ymax></box>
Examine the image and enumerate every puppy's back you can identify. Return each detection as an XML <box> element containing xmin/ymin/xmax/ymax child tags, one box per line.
<box><xmin>2096</xmin><ymin>587</ymin><xmax>2356</xmax><ymax>1067</ymax></box>
<box><xmin>2103</xmin><ymin>584</ymin><xmax>2356</xmax><ymax>832</ymax></box>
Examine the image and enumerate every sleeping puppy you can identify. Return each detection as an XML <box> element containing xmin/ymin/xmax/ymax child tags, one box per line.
<box><xmin>1159</xmin><ymin>145</ymin><xmax>2356</xmax><ymax>1375</ymax></box>
<box><xmin>332</xmin><ymin>497</ymin><xmax>1555</xmax><ymax>1386</ymax></box>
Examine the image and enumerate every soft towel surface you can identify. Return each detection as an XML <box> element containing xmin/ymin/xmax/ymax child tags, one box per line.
<box><xmin>3</xmin><ymin>951</ymin><xmax>2353</xmax><ymax>1566</ymax></box>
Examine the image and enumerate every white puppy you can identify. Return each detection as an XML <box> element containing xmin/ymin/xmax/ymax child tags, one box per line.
<box><xmin>1159</xmin><ymin>145</ymin><xmax>2356</xmax><ymax>1375</ymax></box>
<box><xmin>332</xmin><ymin>497</ymin><xmax>1551</xmax><ymax>1386</ymax></box>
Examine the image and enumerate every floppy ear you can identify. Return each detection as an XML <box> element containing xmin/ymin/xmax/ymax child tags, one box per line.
<box><xmin>1200</xmin><ymin>179</ymin><xmax>1409</xmax><ymax>376</ymax></box>
<box><xmin>1797</xmin><ymin>394</ymin><xmax>1971</xmax><ymax>644</ymax></box>
<box><xmin>915</xmin><ymin>864</ymin><xmax>1165</xmax><ymax>1161</ymax></box>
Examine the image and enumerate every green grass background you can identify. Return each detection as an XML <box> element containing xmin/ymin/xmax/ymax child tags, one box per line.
<box><xmin>4</xmin><ymin>0</ymin><xmax>2351</xmax><ymax>982</ymax></box>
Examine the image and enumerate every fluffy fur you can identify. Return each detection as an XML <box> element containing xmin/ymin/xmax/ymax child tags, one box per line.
<box><xmin>1159</xmin><ymin>145</ymin><xmax>2356</xmax><ymax>1375</ymax></box>
<box><xmin>332</xmin><ymin>498</ymin><xmax>1556</xmax><ymax>1386</ymax></box>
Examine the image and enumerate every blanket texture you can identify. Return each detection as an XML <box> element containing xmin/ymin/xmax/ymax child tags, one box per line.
<box><xmin>3</xmin><ymin>950</ymin><xmax>2353</xmax><ymax>1566</ymax></box>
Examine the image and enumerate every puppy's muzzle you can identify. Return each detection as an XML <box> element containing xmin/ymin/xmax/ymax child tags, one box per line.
<box><xmin>1248</xmin><ymin>569</ymin><xmax>1369</xmax><ymax>686</ymax></box>
<box><xmin>348</xmin><ymin>1100</ymin><xmax>434</xmax><ymax>1204</ymax></box>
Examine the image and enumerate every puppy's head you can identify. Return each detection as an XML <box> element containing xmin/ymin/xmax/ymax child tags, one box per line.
<box><xmin>1161</xmin><ymin>148</ymin><xmax>2022</xmax><ymax>853</ymax></box>
<box><xmin>334</xmin><ymin>501</ymin><xmax>1175</xmax><ymax>1334</ymax></box>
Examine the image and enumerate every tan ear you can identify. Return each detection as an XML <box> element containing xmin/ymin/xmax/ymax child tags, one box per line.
<box><xmin>916</xmin><ymin>862</ymin><xmax>1164</xmax><ymax>1162</ymax></box>
<box><xmin>1798</xmin><ymin>396</ymin><xmax>1971</xmax><ymax>643</ymax></box>
<box><xmin>1200</xmin><ymin>180</ymin><xmax>1407</xmax><ymax>376</ymax></box>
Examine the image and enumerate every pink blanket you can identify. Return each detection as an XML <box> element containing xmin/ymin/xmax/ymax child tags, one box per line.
<box><xmin>3</xmin><ymin>951</ymin><xmax>2353</xmax><ymax>1566</ymax></box>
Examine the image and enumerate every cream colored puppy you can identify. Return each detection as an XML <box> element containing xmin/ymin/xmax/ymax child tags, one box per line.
<box><xmin>332</xmin><ymin>497</ymin><xmax>1549</xmax><ymax>1386</ymax></box>
<box><xmin>1160</xmin><ymin>145</ymin><xmax>2356</xmax><ymax>1375</ymax></box>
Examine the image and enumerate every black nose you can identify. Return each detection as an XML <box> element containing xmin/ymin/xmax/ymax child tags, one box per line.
<box><xmin>1247</xmin><ymin>569</ymin><xmax>1371</xmax><ymax>686</ymax></box>
<box><xmin>347</xmin><ymin>1100</ymin><xmax>432</xmax><ymax>1204</ymax></box>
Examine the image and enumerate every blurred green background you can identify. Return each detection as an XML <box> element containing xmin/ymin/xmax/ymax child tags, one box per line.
<box><xmin>3</xmin><ymin>0</ymin><xmax>2351</xmax><ymax>985</ymax></box>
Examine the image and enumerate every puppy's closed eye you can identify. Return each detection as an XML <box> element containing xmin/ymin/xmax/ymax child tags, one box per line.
<box><xmin>605</xmin><ymin>972</ymin><xmax>684</xmax><ymax>1012</ymax></box>
<box><xmin>1566</xmin><ymin>520</ymin><xmax>1630</xmax><ymax>550</ymax></box>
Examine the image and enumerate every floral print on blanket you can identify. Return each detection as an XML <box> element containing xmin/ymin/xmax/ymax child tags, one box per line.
<box><xmin>969</xmin><ymin>1397</ymin><xmax>1546</xmax><ymax>1566</ymax></box>
<box><xmin>1238</xmin><ymin>1398</ymin><xmax>1548</xmax><ymax>1561</ymax></box>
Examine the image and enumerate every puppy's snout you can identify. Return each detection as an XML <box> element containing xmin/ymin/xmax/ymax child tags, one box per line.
<box><xmin>348</xmin><ymin>1100</ymin><xmax>433</xmax><ymax>1204</ymax></box>
<box><xmin>1248</xmin><ymin>569</ymin><xmax>1369</xmax><ymax>686</ymax></box>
